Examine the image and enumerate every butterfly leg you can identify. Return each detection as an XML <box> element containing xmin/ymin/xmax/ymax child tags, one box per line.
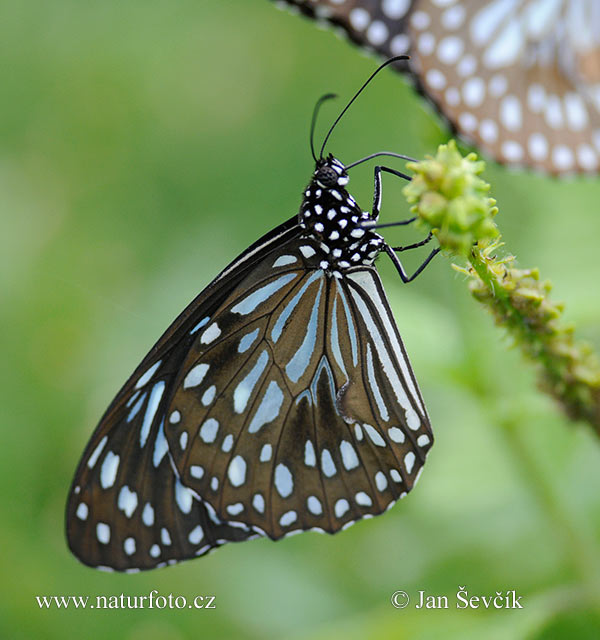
<box><xmin>391</xmin><ymin>231</ymin><xmax>434</xmax><ymax>252</ymax></box>
<box><xmin>369</xmin><ymin>165</ymin><xmax>434</xmax><ymax>250</ymax></box>
<box><xmin>383</xmin><ymin>243</ymin><xmax>440</xmax><ymax>283</ymax></box>
<box><xmin>371</xmin><ymin>165</ymin><xmax>412</xmax><ymax>221</ymax></box>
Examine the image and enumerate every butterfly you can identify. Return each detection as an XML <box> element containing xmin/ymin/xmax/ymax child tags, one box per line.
<box><xmin>66</xmin><ymin>57</ymin><xmax>437</xmax><ymax>572</ymax></box>
<box><xmin>274</xmin><ymin>0</ymin><xmax>600</xmax><ymax>175</ymax></box>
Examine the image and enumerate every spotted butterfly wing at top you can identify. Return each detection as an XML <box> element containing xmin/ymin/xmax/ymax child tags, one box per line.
<box><xmin>275</xmin><ymin>0</ymin><xmax>600</xmax><ymax>174</ymax></box>
<box><xmin>67</xmin><ymin>151</ymin><xmax>433</xmax><ymax>571</ymax></box>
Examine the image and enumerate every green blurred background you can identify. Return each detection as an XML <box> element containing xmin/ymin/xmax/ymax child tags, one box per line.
<box><xmin>3</xmin><ymin>1</ymin><xmax>600</xmax><ymax>638</ymax></box>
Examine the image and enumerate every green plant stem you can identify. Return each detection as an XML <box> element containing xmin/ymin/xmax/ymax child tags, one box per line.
<box><xmin>403</xmin><ymin>140</ymin><xmax>600</xmax><ymax>436</ymax></box>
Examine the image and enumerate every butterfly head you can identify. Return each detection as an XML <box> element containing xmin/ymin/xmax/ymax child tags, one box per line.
<box><xmin>313</xmin><ymin>155</ymin><xmax>349</xmax><ymax>189</ymax></box>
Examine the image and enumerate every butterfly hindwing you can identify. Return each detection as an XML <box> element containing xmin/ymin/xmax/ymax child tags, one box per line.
<box><xmin>165</xmin><ymin>239</ymin><xmax>432</xmax><ymax>540</ymax></box>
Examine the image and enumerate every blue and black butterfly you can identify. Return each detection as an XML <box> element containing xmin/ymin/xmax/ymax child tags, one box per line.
<box><xmin>66</xmin><ymin>57</ymin><xmax>438</xmax><ymax>572</ymax></box>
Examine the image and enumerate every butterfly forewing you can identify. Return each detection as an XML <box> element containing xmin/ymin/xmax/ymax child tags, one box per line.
<box><xmin>65</xmin><ymin>362</ymin><xmax>260</xmax><ymax>571</ymax></box>
<box><xmin>66</xmin><ymin>219</ymin><xmax>300</xmax><ymax>570</ymax></box>
<box><xmin>165</xmin><ymin>240</ymin><xmax>432</xmax><ymax>540</ymax></box>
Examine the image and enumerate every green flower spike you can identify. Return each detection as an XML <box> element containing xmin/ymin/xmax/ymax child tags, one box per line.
<box><xmin>404</xmin><ymin>140</ymin><xmax>600</xmax><ymax>434</ymax></box>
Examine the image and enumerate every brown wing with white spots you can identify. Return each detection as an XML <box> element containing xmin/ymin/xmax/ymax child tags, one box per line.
<box><xmin>66</xmin><ymin>218</ymin><xmax>300</xmax><ymax>571</ymax></box>
<box><xmin>166</xmin><ymin>251</ymin><xmax>432</xmax><ymax>540</ymax></box>
<box><xmin>65</xmin><ymin>323</ymin><xmax>264</xmax><ymax>571</ymax></box>
<box><xmin>276</xmin><ymin>0</ymin><xmax>415</xmax><ymax>61</ymax></box>
<box><xmin>66</xmin><ymin>397</ymin><xmax>258</xmax><ymax>571</ymax></box>
<box><xmin>276</xmin><ymin>0</ymin><xmax>600</xmax><ymax>174</ymax></box>
<box><xmin>408</xmin><ymin>0</ymin><xmax>600</xmax><ymax>174</ymax></box>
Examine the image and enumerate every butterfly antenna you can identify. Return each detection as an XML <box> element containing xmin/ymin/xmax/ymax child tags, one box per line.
<box><xmin>319</xmin><ymin>55</ymin><xmax>409</xmax><ymax>159</ymax></box>
<box><xmin>345</xmin><ymin>151</ymin><xmax>416</xmax><ymax>170</ymax></box>
<box><xmin>310</xmin><ymin>93</ymin><xmax>337</xmax><ymax>162</ymax></box>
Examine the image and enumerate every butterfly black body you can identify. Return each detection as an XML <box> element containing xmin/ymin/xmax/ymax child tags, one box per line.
<box><xmin>66</xmin><ymin>115</ymin><xmax>436</xmax><ymax>572</ymax></box>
